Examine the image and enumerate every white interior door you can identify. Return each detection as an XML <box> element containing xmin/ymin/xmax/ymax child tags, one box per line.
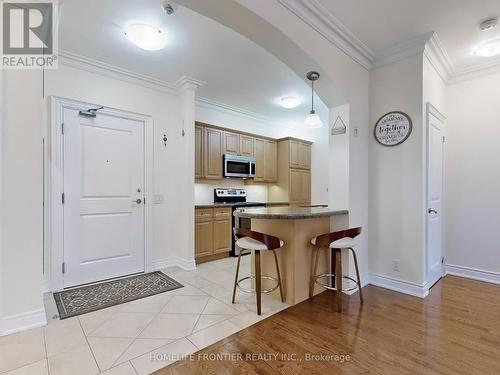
<box><xmin>427</xmin><ymin>110</ymin><xmax>445</xmax><ymax>288</ymax></box>
<box><xmin>63</xmin><ymin>108</ymin><xmax>145</xmax><ymax>288</ymax></box>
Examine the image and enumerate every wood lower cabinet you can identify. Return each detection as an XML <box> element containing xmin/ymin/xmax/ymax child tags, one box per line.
<box><xmin>213</xmin><ymin>218</ymin><xmax>232</xmax><ymax>254</ymax></box>
<box><xmin>195</xmin><ymin>220</ymin><xmax>213</xmax><ymax>258</ymax></box>
<box><xmin>195</xmin><ymin>207</ymin><xmax>232</xmax><ymax>261</ymax></box>
<box><xmin>289</xmin><ymin>169</ymin><xmax>311</xmax><ymax>204</ymax></box>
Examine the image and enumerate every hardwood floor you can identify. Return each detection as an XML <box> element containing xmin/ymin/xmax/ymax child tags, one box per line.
<box><xmin>154</xmin><ymin>276</ymin><xmax>500</xmax><ymax>375</ymax></box>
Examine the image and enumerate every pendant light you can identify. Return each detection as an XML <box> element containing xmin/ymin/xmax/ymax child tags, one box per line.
<box><xmin>305</xmin><ymin>71</ymin><xmax>323</xmax><ymax>129</ymax></box>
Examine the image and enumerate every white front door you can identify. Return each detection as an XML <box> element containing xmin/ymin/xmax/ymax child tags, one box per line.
<box><xmin>63</xmin><ymin>108</ymin><xmax>145</xmax><ymax>288</ymax></box>
<box><xmin>426</xmin><ymin>108</ymin><xmax>445</xmax><ymax>288</ymax></box>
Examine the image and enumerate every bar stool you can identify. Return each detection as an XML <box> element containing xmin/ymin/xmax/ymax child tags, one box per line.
<box><xmin>232</xmin><ymin>228</ymin><xmax>285</xmax><ymax>315</ymax></box>
<box><xmin>309</xmin><ymin>227</ymin><xmax>363</xmax><ymax>312</ymax></box>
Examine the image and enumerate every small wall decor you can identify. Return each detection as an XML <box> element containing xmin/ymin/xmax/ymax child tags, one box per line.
<box><xmin>331</xmin><ymin>115</ymin><xmax>347</xmax><ymax>135</ymax></box>
<box><xmin>374</xmin><ymin>111</ymin><xmax>412</xmax><ymax>146</ymax></box>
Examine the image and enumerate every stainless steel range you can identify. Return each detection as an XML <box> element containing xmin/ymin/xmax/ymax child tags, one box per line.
<box><xmin>214</xmin><ymin>188</ymin><xmax>266</xmax><ymax>256</ymax></box>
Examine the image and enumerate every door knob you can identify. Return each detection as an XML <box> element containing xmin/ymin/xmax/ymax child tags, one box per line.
<box><xmin>135</xmin><ymin>198</ymin><xmax>143</xmax><ymax>205</ymax></box>
<box><xmin>428</xmin><ymin>208</ymin><xmax>438</xmax><ymax>214</ymax></box>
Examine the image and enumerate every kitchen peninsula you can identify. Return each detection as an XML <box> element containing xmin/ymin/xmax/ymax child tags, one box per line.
<box><xmin>234</xmin><ymin>206</ymin><xmax>349</xmax><ymax>305</ymax></box>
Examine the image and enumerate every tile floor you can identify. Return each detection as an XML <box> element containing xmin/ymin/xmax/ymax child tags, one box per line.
<box><xmin>0</xmin><ymin>255</ymin><xmax>289</xmax><ymax>375</ymax></box>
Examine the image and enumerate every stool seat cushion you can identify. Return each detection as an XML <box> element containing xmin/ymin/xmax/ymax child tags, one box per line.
<box><xmin>330</xmin><ymin>237</ymin><xmax>357</xmax><ymax>249</ymax></box>
<box><xmin>310</xmin><ymin>236</ymin><xmax>357</xmax><ymax>249</ymax></box>
<box><xmin>236</xmin><ymin>236</ymin><xmax>284</xmax><ymax>251</ymax></box>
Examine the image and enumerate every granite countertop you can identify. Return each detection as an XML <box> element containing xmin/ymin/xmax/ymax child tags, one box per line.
<box><xmin>195</xmin><ymin>203</ymin><xmax>236</xmax><ymax>209</ymax></box>
<box><xmin>195</xmin><ymin>202</ymin><xmax>290</xmax><ymax>209</ymax></box>
<box><xmin>233</xmin><ymin>206</ymin><xmax>348</xmax><ymax>220</ymax></box>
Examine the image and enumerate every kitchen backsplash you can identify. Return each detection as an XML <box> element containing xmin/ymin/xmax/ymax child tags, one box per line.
<box><xmin>195</xmin><ymin>180</ymin><xmax>268</xmax><ymax>205</ymax></box>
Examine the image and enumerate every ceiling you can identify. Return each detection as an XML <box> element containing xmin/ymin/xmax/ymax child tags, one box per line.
<box><xmin>58</xmin><ymin>0</ymin><xmax>328</xmax><ymax>128</ymax></box>
<box><xmin>318</xmin><ymin>0</ymin><xmax>500</xmax><ymax>73</ymax></box>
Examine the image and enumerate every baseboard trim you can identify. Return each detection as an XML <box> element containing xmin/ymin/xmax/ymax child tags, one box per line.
<box><xmin>151</xmin><ymin>257</ymin><xmax>196</xmax><ymax>272</ymax></box>
<box><xmin>368</xmin><ymin>273</ymin><xmax>429</xmax><ymax>298</ymax></box>
<box><xmin>0</xmin><ymin>309</ymin><xmax>47</xmax><ymax>336</ymax></box>
<box><xmin>445</xmin><ymin>264</ymin><xmax>500</xmax><ymax>285</ymax></box>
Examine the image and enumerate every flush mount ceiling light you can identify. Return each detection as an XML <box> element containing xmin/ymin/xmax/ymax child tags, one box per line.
<box><xmin>304</xmin><ymin>71</ymin><xmax>323</xmax><ymax>129</ymax></box>
<box><xmin>279</xmin><ymin>96</ymin><xmax>301</xmax><ymax>109</ymax></box>
<box><xmin>124</xmin><ymin>24</ymin><xmax>168</xmax><ymax>51</ymax></box>
<box><xmin>480</xmin><ymin>18</ymin><xmax>498</xmax><ymax>31</ymax></box>
<box><xmin>474</xmin><ymin>39</ymin><xmax>500</xmax><ymax>57</ymax></box>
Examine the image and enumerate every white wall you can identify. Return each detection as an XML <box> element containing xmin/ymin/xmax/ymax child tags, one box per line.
<box><xmin>195</xmin><ymin>102</ymin><xmax>330</xmax><ymax>205</ymax></box>
<box><xmin>44</xmin><ymin>63</ymin><xmax>196</xmax><ymax>277</ymax></box>
<box><xmin>369</xmin><ymin>55</ymin><xmax>426</xmax><ymax>288</ymax></box>
<box><xmin>1</xmin><ymin>70</ymin><xmax>46</xmax><ymax>335</ymax></box>
<box><xmin>445</xmin><ymin>72</ymin><xmax>500</xmax><ymax>281</ymax></box>
<box><xmin>329</xmin><ymin>104</ymin><xmax>350</xmax><ymax>210</ymax></box>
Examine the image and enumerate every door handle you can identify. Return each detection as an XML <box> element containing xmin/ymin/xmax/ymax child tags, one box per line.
<box><xmin>428</xmin><ymin>209</ymin><xmax>438</xmax><ymax>214</ymax></box>
<box><xmin>134</xmin><ymin>198</ymin><xmax>143</xmax><ymax>205</ymax></box>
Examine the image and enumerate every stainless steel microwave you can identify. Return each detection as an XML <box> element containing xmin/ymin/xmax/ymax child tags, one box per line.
<box><xmin>224</xmin><ymin>154</ymin><xmax>256</xmax><ymax>178</ymax></box>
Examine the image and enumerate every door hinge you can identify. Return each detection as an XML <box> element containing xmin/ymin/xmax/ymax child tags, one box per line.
<box><xmin>441</xmin><ymin>257</ymin><xmax>444</xmax><ymax>264</ymax></box>
<box><xmin>442</xmin><ymin>136</ymin><xmax>445</xmax><ymax>143</ymax></box>
<box><xmin>62</xmin><ymin>262</ymin><xmax>66</xmax><ymax>274</ymax></box>
<box><xmin>61</xmin><ymin>123</ymin><xmax>64</xmax><ymax>135</ymax></box>
<box><xmin>61</xmin><ymin>193</ymin><xmax>65</xmax><ymax>204</ymax></box>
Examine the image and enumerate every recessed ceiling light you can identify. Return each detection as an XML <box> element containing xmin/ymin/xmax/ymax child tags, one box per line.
<box><xmin>124</xmin><ymin>24</ymin><xmax>168</xmax><ymax>51</ymax></box>
<box><xmin>474</xmin><ymin>39</ymin><xmax>500</xmax><ymax>57</ymax></box>
<box><xmin>279</xmin><ymin>96</ymin><xmax>301</xmax><ymax>109</ymax></box>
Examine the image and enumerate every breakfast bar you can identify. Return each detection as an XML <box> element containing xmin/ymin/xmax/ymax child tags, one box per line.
<box><xmin>234</xmin><ymin>206</ymin><xmax>349</xmax><ymax>305</ymax></box>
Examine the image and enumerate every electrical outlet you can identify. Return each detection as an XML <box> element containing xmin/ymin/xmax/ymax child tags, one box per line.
<box><xmin>392</xmin><ymin>259</ymin><xmax>400</xmax><ymax>272</ymax></box>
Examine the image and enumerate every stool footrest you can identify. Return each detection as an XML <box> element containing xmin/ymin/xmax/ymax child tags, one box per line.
<box><xmin>236</xmin><ymin>275</ymin><xmax>280</xmax><ymax>294</ymax></box>
<box><xmin>313</xmin><ymin>273</ymin><xmax>359</xmax><ymax>292</ymax></box>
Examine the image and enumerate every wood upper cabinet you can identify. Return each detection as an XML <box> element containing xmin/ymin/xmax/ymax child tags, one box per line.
<box><xmin>299</xmin><ymin>143</ymin><xmax>311</xmax><ymax>170</ymax></box>
<box><xmin>289</xmin><ymin>140</ymin><xmax>300</xmax><ymax>169</ymax></box>
<box><xmin>265</xmin><ymin>140</ymin><xmax>278</xmax><ymax>182</ymax></box>
<box><xmin>204</xmin><ymin>128</ymin><xmax>223</xmax><ymax>179</ymax></box>
<box><xmin>254</xmin><ymin>138</ymin><xmax>266</xmax><ymax>182</ymax></box>
<box><xmin>224</xmin><ymin>131</ymin><xmax>240</xmax><ymax>154</ymax></box>
<box><xmin>195</xmin><ymin>125</ymin><xmax>204</xmax><ymax>179</ymax></box>
<box><xmin>239</xmin><ymin>135</ymin><xmax>254</xmax><ymax>157</ymax></box>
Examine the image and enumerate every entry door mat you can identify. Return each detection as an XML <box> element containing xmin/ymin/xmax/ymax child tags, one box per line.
<box><xmin>53</xmin><ymin>272</ymin><xmax>184</xmax><ymax>319</ymax></box>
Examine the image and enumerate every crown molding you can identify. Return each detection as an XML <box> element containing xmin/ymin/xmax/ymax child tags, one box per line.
<box><xmin>277</xmin><ymin>0</ymin><xmax>500</xmax><ymax>84</ymax></box>
<box><xmin>278</xmin><ymin>0</ymin><xmax>374</xmax><ymax>70</ymax></box>
<box><xmin>59</xmin><ymin>50</ymin><xmax>204</xmax><ymax>94</ymax></box>
<box><xmin>448</xmin><ymin>58</ymin><xmax>500</xmax><ymax>84</ymax></box>
<box><xmin>373</xmin><ymin>32</ymin><xmax>432</xmax><ymax>69</ymax></box>
<box><xmin>196</xmin><ymin>96</ymin><xmax>274</xmax><ymax>124</ymax></box>
<box><xmin>423</xmin><ymin>32</ymin><xmax>454</xmax><ymax>82</ymax></box>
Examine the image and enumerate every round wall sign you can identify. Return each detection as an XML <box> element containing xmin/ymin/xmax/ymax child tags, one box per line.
<box><xmin>374</xmin><ymin>111</ymin><xmax>412</xmax><ymax>146</ymax></box>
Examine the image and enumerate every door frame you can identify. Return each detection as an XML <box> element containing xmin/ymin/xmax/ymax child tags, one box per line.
<box><xmin>425</xmin><ymin>102</ymin><xmax>446</xmax><ymax>289</ymax></box>
<box><xmin>49</xmin><ymin>96</ymin><xmax>154</xmax><ymax>291</ymax></box>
